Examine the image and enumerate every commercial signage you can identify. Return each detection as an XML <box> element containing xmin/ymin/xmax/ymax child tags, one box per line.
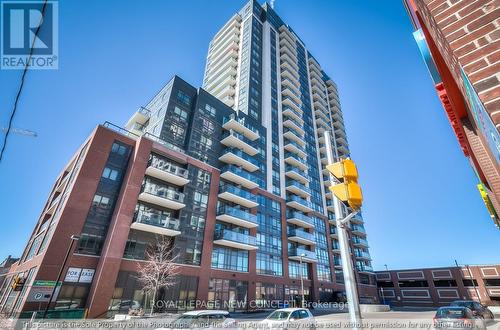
<box><xmin>460</xmin><ymin>67</ymin><xmax>500</xmax><ymax>167</ymax></box>
<box><xmin>26</xmin><ymin>280</ymin><xmax>61</xmax><ymax>303</ymax></box>
<box><xmin>64</xmin><ymin>267</ymin><xmax>95</xmax><ymax>283</ymax></box>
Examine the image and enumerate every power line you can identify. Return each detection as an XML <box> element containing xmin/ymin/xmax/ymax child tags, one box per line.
<box><xmin>0</xmin><ymin>0</ymin><xmax>48</xmax><ymax>162</ymax></box>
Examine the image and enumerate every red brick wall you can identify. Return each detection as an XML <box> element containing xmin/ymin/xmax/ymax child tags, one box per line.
<box><xmin>415</xmin><ymin>0</ymin><xmax>499</xmax><ymax>126</ymax></box>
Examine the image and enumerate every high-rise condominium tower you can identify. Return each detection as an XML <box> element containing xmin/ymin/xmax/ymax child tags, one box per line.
<box><xmin>0</xmin><ymin>1</ymin><xmax>376</xmax><ymax>319</ymax></box>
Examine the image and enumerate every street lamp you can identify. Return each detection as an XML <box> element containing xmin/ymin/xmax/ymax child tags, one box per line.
<box><xmin>299</xmin><ymin>253</ymin><xmax>305</xmax><ymax>308</ymax></box>
<box><xmin>42</xmin><ymin>234</ymin><xmax>80</xmax><ymax>319</ymax></box>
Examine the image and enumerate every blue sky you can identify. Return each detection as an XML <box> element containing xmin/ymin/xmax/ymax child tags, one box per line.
<box><xmin>0</xmin><ymin>0</ymin><xmax>498</xmax><ymax>270</ymax></box>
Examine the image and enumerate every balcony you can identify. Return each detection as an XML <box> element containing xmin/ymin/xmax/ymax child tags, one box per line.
<box><xmin>286</xmin><ymin>195</ymin><xmax>314</xmax><ymax>213</ymax></box>
<box><xmin>221</xmin><ymin>130</ymin><xmax>258</xmax><ymax>156</ymax></box>
<box><xmin>330</xmin><ymin>226</ymin><xmax>338</xmax><ymax>237</ymax></box>
<box><xmin>219</xmin><ymin>148</ymin><xmax>260</xmax><ymax>172</ymax></box>
<box><xmin>283</xmin><ymin>129</ymin><xmax>304</xmax><ymax>146</ymax></box>
<box><xmin>284</xmin><ymin>141</ymin><xmax>306</xmax><ymax>159</ymax></box>
<box><xmin>352</xmin><ymin>237</ymin><xmax>369</xmax><ymax>247</ymax></box>
<box><xmin>285</xmin><ymin>180</ymin><xmax>311</xmax><ymax>198</ymax></box>
<box><xmin>218</xmin><ymin>184</ymin><xmax>258</xmax><ymax>208</ymax></box>
<box><xmin>355</xmin><ymin>251</ymin><xmax>371</xmax><ymax>260</ymax></box>
<box><xmin>356</xmin><ymin>264</ymin><xmax>374</xmax><ymax>273</ymax></box>
<box><xmin>282</xmin><ymin>96</ymin><xmax>302</xmax><ymax>114</ymax></box>
<box><xmin>351</xmin><ymin>214</ymin><xmax>364</xmax><ymax>224</ymax></box>
<box><xmin>138</xmin><ymin>184</ymin><xmax>186</xmax><ymax>210</ymax></box>
<box><xmin>285</xmin><ymin>165</ymin><xmax>309</xmax><ymax>184</ymax></box>
<box><xmin>284</xmin><ymin>152</ymin><xmax>308</xmax><ymax>171</ymax></box>
<box><xmin>282</xmin><ymin>107</ymin><xmax>304</xmax><ymax>125</ymax></box>
<box><xmin>146</xmin><ymin>158</ymin><xmax>190</xmax><ymax>186</ymax></box>
<box><xmin>332</xmin><ymin>242</ymin><xmax>340</xmax><ymax>252</ymax></box>
<box><xmin>287</xmin><ymin>211</ymin><xmax>314</xmax><ymax>229</ymax></box>
<box><xmin>130</xmin><ymin>210</ymin><xmax>181</xmax><ymax>236</ymax></box>
<box><xmin>125</xmin><ymin>107</ymin><xmax>150</xmax><ymax>131</ymax></box>
<box><xmin>288</xmin><ymin>248</ymin><xmax>317</xmax><ymax>263</ymax></box>
<box><xmin>220</xmin><ymin>165</ymin><xmax>262</xmax><ymax>190</ymax></box>
<box><xmin>283</xmin><ymin>118</ymin><xmax>305</xmax><ymax>137</ymax></box>
<box><xmin>216</xmin><ymin>205</ymin><xmax>258</xmax><ymax>228</ymax></box>
<box><xmin>351</xmin><ymin>225</ymin><xmax>366</xmax><ymax>236</ymax></box>
<box><xmin>222</xmin><ymin>114</ymin><xmax>259</xmax><ymax>141</ymax></box>
<box><xmin>337</xmin><ymin>145</ymin><xmax>349</xmax><ymax>155</ymax></box>
<box><xmin>288</xmin><ymin>229</ymin><xmax>316</xmax><ymax>246</ymax></box>
<box><xmin>334</xmin><ymin>258</ymin><xmax>342</xmax><ymax>268</ymax></box>
<box><xmin>213</xmin><ymin>229</ymin><xmax>258</xmax><ymax>251</ymax></box>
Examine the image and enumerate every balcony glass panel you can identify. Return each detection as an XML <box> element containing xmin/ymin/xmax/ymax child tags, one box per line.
<box><xmin>214</xmin><ymin>229</ymin><xmax>257</xmax><ymax>246</ymax></box>
<box><xmin>142</xmin><ymin>181</ymin><xmax>185</xmax><ymax>203</ymax></box>
<box><xmin>217</xmin><ymin>205</ymin><xmax>258</xmax><ymax>225</ymax></box>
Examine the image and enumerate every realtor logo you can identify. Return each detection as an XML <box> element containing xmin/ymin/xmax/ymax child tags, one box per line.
<box><xmin>1</xmin><ymin>1</ymin><xmax>58</xmax><ymax>69</ymax></box>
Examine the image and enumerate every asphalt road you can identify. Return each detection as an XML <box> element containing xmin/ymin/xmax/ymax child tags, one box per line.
<box><xmin>234</xmin><ymin>310</ymin><xmax>500</xmax><ymax>329</ymax></box>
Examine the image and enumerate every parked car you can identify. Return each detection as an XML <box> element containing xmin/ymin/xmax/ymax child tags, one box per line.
<box><xmin>110</xmin><ymin>300</ymin><xmax>141</xmax><ymax>311</ymax></box>
<box><xmin>450</xmin><ymin>300</ymin><xmax>495</xmax><ymax>321</ymax></box>
<box><xmin>260</xmin><ymin>308</ymin><xmax>315</xmax><ymax>329</ymax></box>
<box><xmin>433</xmin><ymin>306</ymin><xmax>486</xmax><ymax>329</ymax></box>
<box><xmin>155</xmin><ymin>310</ymin><xmax>236</xmax><ymax>330</ymax></box>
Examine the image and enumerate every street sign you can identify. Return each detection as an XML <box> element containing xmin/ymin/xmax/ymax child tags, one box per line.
<box><xmin>26</xmin><ymin>281</ymin><xmax>62</xmax><ymax>302</ymax></box>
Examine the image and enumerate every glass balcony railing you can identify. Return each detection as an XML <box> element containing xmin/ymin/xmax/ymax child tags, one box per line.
<box><xmin>221</xmin><ymin>165</ymin><xmax>264</xmax><ymax>188</ymax></box>
<box><xmin>332</xmin><ymin>242</ymin><xmax>340</xmax><ymax>250</ymax></box>
<box><xmin>217</xmin><ymin>205</ymin><xmax>258</xmax><ymax>225</ymax></box>
<box><xmin>284</xmin><ymin>140</ymin><xmax>306</xmax><ymax>154</ymax></box>
<box><xmin>222</xmin><ymin>148</ymin><xmax>260</xmax><ymax>168</ymax></box>
<box><xmin>282</xmin><ymin>96</ymin><xmax>302</xmax><ymax>111</ymax></box>
<box><xmin>148</xmin><ymin>156</ymin><xmax>189</xmax><ymax>179</ymax></box>
<box><xmin>287</xmin><ymin>211</ymin><xmax>314</xmax><ymax>226</ymax></box>
<box><xmin>285</xmin><ymin>165</ymin><xmax>308</xmax><ymax>179</ymax></box>
<box><xmin>288</xmin><ymin>229</ymin><xmax>315</xmax><ymax>242</ymax></box>
<box><xmin>284</xmin><ymin>152</ymin><xmax>307</xmax><ymax>166</ymax></box>
<box><xmin>141</xmin><ymin>182</ymin><xmax>185</xmax><ymax>204</ymax></box>
<box><xmin>214</xmin><ymin>229</ymin><xmax>257</xmax><ymax>246</ymax></box>
<box><xmin>284</xmin><ymin>117</ymin><xmax>304</xmax><ymax>131</ymax></box>
<box><xmin>221</xmin><ymin>129</ymin><xmax>257</xmax><ymax>148</ymax></box>
<box><xmin>355</xmin><ymin>251</ymin><xmax>371</xmax><ymax>259</ymax></box>
<box><xmin>289</xmin><ymin>248</ymin><xmax>317</xmax><ymax>260</ymax></box>
<box><xmin>352</xmin><ymin>237</ymin><xmax>369</xmax><ymax>246</ymax></box>
<box><xmin>334</xmin><ymin>258</ymin><xmax>342</xmax><ymax>266</ymax></box>
<box><xmin>288</xmin><ymin>195</ymin><xmax>314</xmax><ymax>210</ymax></box>
<box><xmin>223</xmin><ymin>114</ymin><xmax>259</xmax><ymax>136</ymax></box>
<box><xmin>351</xmin><ymin>225</ymin><xmax>366</xmax><ymax>234</ymax></box>
<box><xmin>282</xmin><ymin>106</ymin><xmax>303</xmax><ymax>121</ymax></box>
<box><xmin>133</xmin><ymin>210</ymin><xmax>180</xmax><ymax>231</ymax></box>
<box><xmin>219</xmin><ymin>184</ymin><xmax>258</xmax><ymax>203</ymax></box>
<box><xmin>330</xmin><ymin>226</ymin><xmax>338</xmax><ymax>235</ymax></box>
<box><xmin>286</xmin><ymin>180</ymin><xmax>311</xmax><ymax>195</ymax></box>
<box><xmin>137</xmin><ymin>106</ymin><xmax>151</xmax><ymax>117</ymax></box>
<box><xmin>356</xmin><ymin>264</ymin><xmax>373</xmax><ymax>272</ymax></box>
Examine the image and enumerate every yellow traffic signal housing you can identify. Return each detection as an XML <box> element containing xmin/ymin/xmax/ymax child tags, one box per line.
<box><xmin>327</xmin><ymin>159</ymin><xmax>363</xmax><ymax>210</ymax></box>
<box><xmin>326</xmin><ymin>159</ymin><xmax>358</xmax><ymax>181</ymax></box>
<box><xmin>11</xmin><ymin>276</ymin><xmax>24</xmax><ymax>291</ymax></box>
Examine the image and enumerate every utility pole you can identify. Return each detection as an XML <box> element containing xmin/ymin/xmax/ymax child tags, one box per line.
<box><xmin>300</xmin><ymin>254</ymin><xmax>305</xmax><ymax>308</ymax></box>
<box><xmin>324</xmin><ymin>131</ymin><xmax>362</xmax><ymax>330</ymax></box>
<box><xmin>455</xmin><ymin>260</ymin><xmax>481</xmax><ymax>303</ymax></box>
<box><xmin>42</xmin><ymin>235</ymin><xmax>80</xmax><ymax>318</ymax></box>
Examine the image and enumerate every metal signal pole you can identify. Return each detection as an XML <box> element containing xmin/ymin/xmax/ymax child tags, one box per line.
<box><xmin>324</xmin><ymin>131</ymin><xmax>362</xmax><ymax>330</ymax></box>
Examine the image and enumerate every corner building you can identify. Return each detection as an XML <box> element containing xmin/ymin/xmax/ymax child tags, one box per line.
<box><xmin>0</xmin><ymin>1</ymin><xmax>377</xmax><ymax>319</ymax></box>
<box><xmin>404</xmin><ymin>0</ymin><xmax>500</xmax><ymax>227</ymax></box>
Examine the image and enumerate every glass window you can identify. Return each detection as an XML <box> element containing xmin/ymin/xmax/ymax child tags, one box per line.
<box><xmin>102</xmin><ymin>167</ymin><xmax>119</xmax><ymax>181</ymax></box>
<box><xmin>177</xmin><ymin>90</ymin><xmax>191</xmax><ymax>106</ymax></box>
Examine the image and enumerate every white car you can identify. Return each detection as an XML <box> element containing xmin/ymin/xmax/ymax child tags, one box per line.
<box><xmin>260</xmin><ymin>308</ymin><xmax>315</xmax><ymax>329</ymax></box>
<box><xmin>155</xmin><ymin>310</ymin><xmax>236</xmax><ymax>330</ymax></box>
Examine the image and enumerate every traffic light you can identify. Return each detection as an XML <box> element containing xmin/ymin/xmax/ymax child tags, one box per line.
<box><xmin>326</xmin><ymin>159</ymin><xmax>363</xmax><ymax>210</ymax></box>
<box><xmin>11</xmin><ymin>276</ymin><xmax>25</xmax><ymax>291</ymax></box>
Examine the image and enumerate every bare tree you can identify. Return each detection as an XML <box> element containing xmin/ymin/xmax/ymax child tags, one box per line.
<box><xmin>137</xmin><ymin>236</ymin><xmax>179</xmax><ymax>315</ymax></box>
